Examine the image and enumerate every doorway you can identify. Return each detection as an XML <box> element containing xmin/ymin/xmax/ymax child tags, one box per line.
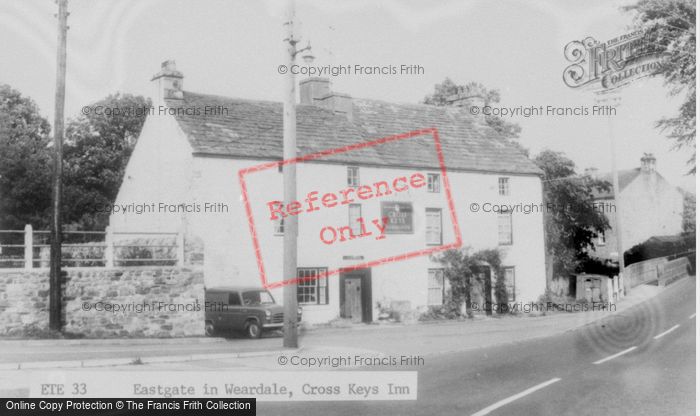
<box><xmin>339</xmin><ymin>268</ymin><xmax>372</xmax><ymax>323</ymax></box>
<box><xmin>471</xmin><ymin>265</ymin><xmax>492</xmax><ymax>316</ymax></box>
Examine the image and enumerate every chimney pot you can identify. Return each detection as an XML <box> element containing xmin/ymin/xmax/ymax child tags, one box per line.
<box><xmin>640</xmin><ymin>153</ymin><xmax>656</xmax><ymax>173</ymax></box>
<box><xmin>447</xmin><ymin>91</ymin><xmax>486</xmax><ymax>122</ymax></box>
<box><xmin>162</xmin><ymin>60</ymin><xmax>177</xmax><ymax>71</ymax></box>
<box><xmin>447</xmin><ymin>93</ymin><xmax>485</xmax><ymax>108</ymax></box>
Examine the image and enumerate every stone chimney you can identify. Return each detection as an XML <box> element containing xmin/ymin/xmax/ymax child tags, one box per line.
<box><xmin>299</xmin><ymin>77</ymin><xmax>330</xmax><ymax>105</ymax></box>
<box><xmin>299</xmin><ymin>77</ymin><xmax>353</xmax><ymax>121</ymax></box>
<box><xmin>447</xmin><ymin>88</ymin><xmax>486</xmax><ymax>121</ymax></box>
<box><xmin>640</xmin><ymin>153</ymin><xmax>656</xmax><ymax>173</ymax></box>
<box><xmin>151</xmin><ymin>60</ymin><xmax>183</xmax><ymax>105</ymax></box>
<box><xmin>315</xmin><ymin>93</ymin><xmax>353</xmax><ymax>121</ymax></box>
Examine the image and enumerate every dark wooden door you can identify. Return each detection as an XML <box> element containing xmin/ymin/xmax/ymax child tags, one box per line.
<box><xmin>482</xmin><ymin>268</ymin><xmax>492</xmax><ymax>316</ymax></box>
<box><xmin>344</xmin><ymin>277</ymin><xmax>362</xmax><ymax>322</ymax></box>
<box><xmin>340</xmin><ymin>269</ymin><xmax>372</xmax><ymax>323</ymax></box>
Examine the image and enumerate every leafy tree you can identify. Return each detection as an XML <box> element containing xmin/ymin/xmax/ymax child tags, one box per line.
<box><xmin>625</xmin><ymin>0</ymin><xmax>696</xmax><ymax>173</ymax></box>
<box><xmin>533</xmin><ymin>150</ymin><xmax>611</xmax><ymax>277</ymax></box>
<box><xmin>63</xmin><ymin>93</ymin><xmax>150</xmax><ymax>229</ymax></box>
<box><xmin>681</xmin><ymin>191</ymin><xmax>695</xmax><ymax>234</ymax></box>
<box><xmin>0</xmin><ymin>84</ymin><xmax>52</xmax><ymax>230</ymax></box>
<box><xmin>423</xmin><ymin>78</ymin><xmax>527</xmax><ymax>155</ymax></box>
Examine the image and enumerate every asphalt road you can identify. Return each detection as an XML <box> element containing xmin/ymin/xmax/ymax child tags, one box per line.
<box><xmin>257</xmin><ymin>277</ymin><xmax>696</xmax><ymax>416</ymax></box>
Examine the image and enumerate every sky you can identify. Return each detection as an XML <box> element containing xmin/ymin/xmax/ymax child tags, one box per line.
<box><xmin>0</xmin><ymin>0</ymin><xmax>695</xmax><ymax>191</ymax></box>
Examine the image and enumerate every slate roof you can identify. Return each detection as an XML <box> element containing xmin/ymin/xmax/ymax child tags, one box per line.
<box><xmin>165</xmin><ymin>91</ymin><xmax>542</xmax><ymax>175</ymax></box>
<box><xmin>592</xmin><ymin>168</ymin><xmax>665</xmax><ymax>199</ymax></box>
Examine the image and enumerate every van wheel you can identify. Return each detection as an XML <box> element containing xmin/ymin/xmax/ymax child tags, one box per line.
<box><xmin>204</xmin><ymin>322</ymin><xmax>216</xmax><ymax>337</ymax></box>
<box><xmin>246</xmin><ymin>321</ymin><xmax>262</xmax><ymax>339</ymax></box>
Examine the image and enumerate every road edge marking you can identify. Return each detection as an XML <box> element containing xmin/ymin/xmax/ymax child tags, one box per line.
<box><xmin>470</xmin><ymin>378</ymin><xmax>562</xmax><ymax>416</ymax></box>
<box><xmin>592</xmin><ymin>346</ymin><xmax>638</xmax><ymax>365</ymax></box>
<box><xmin>653</xmin><ymin>324</ymin><xmax>680</xmax><ymax>340</ymax></box>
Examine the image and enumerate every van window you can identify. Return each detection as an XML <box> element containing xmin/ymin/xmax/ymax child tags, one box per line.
<box><xmin>228</xmin><ymin>292</ymin><xmax>241</xmax><ymax>306</ymax></box>
<box><xmin>242</xmin><ymin>290</ymin><xmax>275</xmax><ymax>305</ymax></box>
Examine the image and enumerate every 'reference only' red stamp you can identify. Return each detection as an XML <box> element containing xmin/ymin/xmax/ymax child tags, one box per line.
<box><xmin>238</xmin><ymin>128</ymin><xmax>462</xmax><ymax>289</ymax></box>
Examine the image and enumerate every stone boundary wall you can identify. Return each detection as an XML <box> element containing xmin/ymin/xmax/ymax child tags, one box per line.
<box><xmin>623</xmin><ymin>257</ymin><xmax>667</xmax><ymax>290</ymax></box>
<box><xmin>0</xmin><ymin>267</ymin><xmax>204</xmax><ymax>338</ymax></box>
<box><xmin>657</xmin><ymin>257</ymin><xmax>691</xmax><ymax>287</ymax></box>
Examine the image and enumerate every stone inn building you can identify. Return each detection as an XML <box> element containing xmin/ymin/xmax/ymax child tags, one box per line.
<box><xmin>109</xmin><ymin>61</ymin><xmax>547</xmax><ymax>324</ymax></box>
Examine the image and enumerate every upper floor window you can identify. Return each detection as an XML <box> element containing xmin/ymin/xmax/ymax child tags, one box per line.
<box><xmin>498</xmin><ymin>177</ymin><xmax>510</xmax><ymax>196</ymax></box>
<box><xmin>426</xmin><ymin>208</ymin><xmax>443</xmax><ymax>245</ymax></box>
<box><xmin>427</xmin><ymin>173</ymin><xmax>441</xmax><ymax>193</ymax></box>
<box><xmin>347</xmin><ymin>166</ymin><xmax>360</xmax><ymax>187</ymax></box>
<box><xmin>498</xmin><ymin>212</ymin><xmax>513</xmax><ymax>245</ymax></box>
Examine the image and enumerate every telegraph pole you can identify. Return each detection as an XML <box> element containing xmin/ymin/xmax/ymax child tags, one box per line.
<box><xmin>607</xmin><ymin>100</ymin><xmax>625</xmax><ymax>289</ymax></box>
<box><xmin>595</xmin><ymin>91</ymin><xmax>625</xmax><ymax>291</ymax></box>
<box><xmin>50</xmin><ymin>0</ymin><xmax>68</xmax><ymax>331</ymax></box>
<box><xmin>282</xmin><ymin>0</ymin><xmax>299</xmax><ymax>348</ymax></box>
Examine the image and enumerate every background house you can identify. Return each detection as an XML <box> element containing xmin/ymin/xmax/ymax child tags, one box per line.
<box><xmin>110</xmin><ymin>61</ymin><xmax>547</xmax><ymax>324</ymax></box>
<box><xmin>589</xmin><ymin>153</ymin><xmax>685</xmax><ymax>261</ymax></box>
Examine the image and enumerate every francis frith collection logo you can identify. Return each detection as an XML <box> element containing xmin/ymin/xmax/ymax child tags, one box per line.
<box><xmin>563</xmin><ymin>28</ymin><xmax>667</xmax><ymax>91</ymax></box>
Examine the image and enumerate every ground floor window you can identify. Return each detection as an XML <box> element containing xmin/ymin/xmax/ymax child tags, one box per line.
<box><xmin>297</xmin><ymin>267</ymin><xmax>329</xmax><ymax>305</ymax></box>
<box><xmin>428</xmin><ymin>268</ymin><xmax>445</xmax><ymax>305</ymax></box>
<box><xmin>503</xmin><ymin>267</ymin><xmax>515</xmax><ymax>301</ymax></box>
